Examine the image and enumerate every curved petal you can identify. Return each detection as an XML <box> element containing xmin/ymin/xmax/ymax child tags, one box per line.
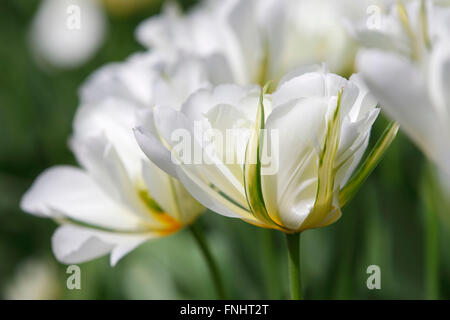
<box><xmin>175</xmin><ymin>165</ymin><xmax>257</xmax><ymax>222</ymax></box>
<box><xmin>181</xmin><ymin>84</ymin><xmax>256</xmax><ymax>121</ymax></box>
<box><xmin>141</xmin><ymin>159</ymin><xmax>204</xmax><ymax>223</ymax></box>
<box><xmin>71</xmin><ymin>134</ymin><xmax>149</xmax><ymax>220</ymax></box>
<box><xmin>262</xmin><ymin>97</ymin><xmax>328</xmax><ymax>230</ymax></box>
<box><xmin>80</xmin><ymin>52</ymin><xmax>160</xmax><ymax>107</ymax></box>
<box><xmin>428</xmin><ymin>39</ymin><xmax>450</xmax><ymax>124</ymax></box>
<box><xmin>226</xmin><ymin>0</ymin><xmax>262</xmax><ymax>83</ymax></box>
<box><xmin>153</xmin><ymin>106</ymin><xmax>249</xmax><ymax>208</ymax></box>
<box><xmin>357</xmin><ymin>49</ymin><xmax>441</xmax><ymax>166</ymax></box>
<box><xmin>20</xmin><ymin>166</ymin><xmax>144</xmax><ymax>231</ymax></box>
<box><xmin>73</xmin><ymin>99</ymin><xmax>145</xmax><ymax>180</ymax></box>
<box><xmin>52</xmin><ymin>225</ymin><xmax>155</xmax><ymax>266</ymax></box>
<box><xmin>151</xmin><ymin>55</ymin><xmax>212</xmax><ymax>110</ymax></box>
<box><xmin>134</xmin><ymin>108</ymin><xmax>179</xmax><ymax>178</ymax></box>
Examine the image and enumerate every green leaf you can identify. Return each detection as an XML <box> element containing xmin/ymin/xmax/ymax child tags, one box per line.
<box><xmin>339</xmin><ymin>121</ymin><xmax>400</xmax><ymax>207</ymax></box>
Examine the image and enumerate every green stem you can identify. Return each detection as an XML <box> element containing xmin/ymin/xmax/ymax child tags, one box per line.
<box><xmin>425</xmin><ymin>206</ymin><xmax>439</xmax><ymax>299</ymax></box>
<box><xmin>285</xmin><ymin>232</ymin><xmax>303</xmax><ymax>300</ymax></box>
<box><xmin>189</xmin><ymin>223</ymin><xmax>226</xmax><ymax>299</ymax></box>
<box><xmin>423</xmin><ymin>168</ymin><xmax>439</xmax><ymax>299</ymax></box>
<box><xmin>261</xmin><ymin>230</ymin><xmax>282</xmax><ymax>299</ymax></box>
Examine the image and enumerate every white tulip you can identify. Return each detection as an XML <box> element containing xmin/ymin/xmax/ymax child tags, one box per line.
<box><xmin>136</xmin><ymin>0</ymin><xmax>371</xmax><ymax>85</ymax></box>
<box><xmin>20</xmin><ymin>52</ymin><xmax>206</xmax><ymax>266</ymax></box>
<box><xmin>135</xmin><ymin>67</ymin><xmax>396</xmax><ymax>232</ymax></box>
<box><xmin>354</xmin><ymin>0</ymin><xmax>450</xmax><ymax>175</ymax></box>
<box><xmin>30</xmin><ymin>0</ymin><xmax>107</xmax><ymax>69</ymax></box>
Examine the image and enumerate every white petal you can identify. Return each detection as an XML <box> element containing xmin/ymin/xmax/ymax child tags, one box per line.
<box><xmin>226</xmin><ymin>0</ymin><xmax>262</xmax><ymax>83</ymax></box>
<box><xmin>357</xmin><ymin>49</ymin><xmax>442</xmax><ymax>166</ymax></box>
<box><xmin>141</xmin><ymin>159</ymin><xmax>202</xmax><ymax>223</ymax></box>
<box><xmin>151</xmin><ymin>55</ymin><xmax>212</xmax><ymax>110</ymax></box>
<box><xmin>428</xmin><ymin>40</ymin><xmax>450</xmax><ymax>123</ymax></box>
<box><xmin>136</xmin><ymin>104</ymin><xmax>248</xmax><ymax>215</ymax></box>
<box><xmin>51</xmin><ymin>225</ymin><xmax>153</xmax><ymax>266</ymax></box>
<box><xmin>169</xmin><ymin>178</ymin><xmax>205</xmax><ymax>223</ymax></box>
<box><xmin>174</xmin><ymin>165</ymin><xmax>256</xmax><ymax>222</ymax></box>
<box><xmin>153</xmin><ymin>106</ymin><xmax>248</xmax><ymax>208</ymax></box>
<box><xmin>181</xmin><ymin>84</ymin><xmax>255</xmax><ymax>121</ymax></box>
<box><xmin>79</xmin><ymin>52</ymin><xmax>160</xmax><ymax>107</ymax></box>
<box><xmin>273</xmin><ymin>72</ymin><xmax>327</xmax><ymax>106</ymax></box>
<box><xmin>134</xmin><ymin>108</ymin><xmax>179</xmax><ymax>178</ymax></box>
<box><xmin>262</xmin><ymin>97</ymin><xmax>329</xmax><ymax>229</ymax></box>
<box><xmin>20</xmin><ymin>166</ymin><xmax>143</xmax><ymax>231</ymax></box>
<box><xmin>71</xmin><ymin>134</ymin><xmax>147</xmax><ymax>217</ymax></box>
<box><xmin>73</xmin><ymin>99</ymin><xmax>145</xmax><ymax>180</ymax></box>
<box><xmin>135</xmin><ymin>2</ymin><xmax>183</xmax><ymax>49</ymax></box>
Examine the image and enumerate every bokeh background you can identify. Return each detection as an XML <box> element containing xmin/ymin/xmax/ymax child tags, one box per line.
<box><xmin>1</xmin><ymin>0</ymin><xmax>450</xmax><ymax>300</ymax></box>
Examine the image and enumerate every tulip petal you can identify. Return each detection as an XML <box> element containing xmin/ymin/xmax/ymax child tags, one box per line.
<box><xmin>80</xmin><ymin>52</ymin><xmax>159</xmax><ymax>106</ymax></box>
<box><xmin>73</xmin><ymin>99</ymin><xmax>146</xmax><ymax>180</ymax></box>
<box><xmin>134</xmin><ymin>108</ymin><xmax>179</xmax><ymax>178</ymax></box>
<box><xmin>226</xmin><ymin>0</ymin><xmax>261</xmax><ymax>84</ymax></box>
<box><xmin>20</xmin><ymin>166</ymin><xmax>144</xmax><ymax>231</ymax></box>
<box><xmin>428</xmin><ymin>39</ymin><xmax>450</xmax><ymax>130</ymax></box>
<box><xmin>262</xmin><ymin>97</ymin><xmax>328</xmax><ymax>230</ymax></box>
<box><xmin>52</xmin><ymin>225</ymin><xmax>154</xmax><ymax>266</ymax></box>
<box><xmin>72</xmin><ymin>133</ymin><xmax>158</xmax><ymax>224</ymax></box>
<box><xmin>300</xmin><ymin>90</ymin><xmax>343</xmax><ymax>231</ymax></box>
<box><xmin>357</xmin><ymin>49</ymin><xmax>440</xmax><ymax>164</ymax></box>
<box><xmin>154</xmin><ymin>105</ymin><xmax>249</xmax><ymax>208</ymax></box>
<box><xmin>140</xmin><ymin>105</ymin><xmax>255</xmax><ymax>221</ymax></box>
<box><xmin>243</xmin><ymin>84</ymin><xmax>278</xmax><ymax>228</ymax></box>
<box><xmin>141</xmin><ymin>160</ymin><xmax>204</xmax><ymax>223</ymax></box>
<box><xmin>174</xmin><ymin>165</ymin><xmax>257</xmax><ymax>222</ymax></box>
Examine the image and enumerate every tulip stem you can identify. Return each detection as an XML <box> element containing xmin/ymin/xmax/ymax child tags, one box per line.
<box><xmin>285</xmin><ymin>232</ymin><xmax>303</xmax><ymax>300</ymax></box>
<box><xmin>422</xmin><ymin>166</ymin><xmax>440</xmax><ymax>299</ymax></box>
<box><xmin>424</xmin><ymin>203</ymin><xmax>439</xmax><ymax>299</ymax></box>
<box><xmin>190</xmin><ymin>223</ymin><xmax>226</xmax><ymax>299</ymax></box>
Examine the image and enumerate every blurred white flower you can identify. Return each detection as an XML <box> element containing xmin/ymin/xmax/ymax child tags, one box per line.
<box><xmin>4</xmin><ymin>258</ymin><xmax>60</xmax><ymax>300</ymax></box>
<box><xmin>135</xmin><ymin>67</ymin><xmax>393</xmax><ymax>232</ymax></box>
<box><xmin>20</xmin><ymin>52</ymin><xmax>206</xmax><ymax>266</ymax></box>
<box><xmin>30</xmin><ymin>0</ymin><xmax>107</xmax><ymax>69</ymax></box>
<box><xmin>137</xmin><ymin>0</ymin><xmax>372</xmax><ymax>85</ymax></box>
<box><xmin>354</xmin><ymin>0</ymin><xmax>450</xmax><ymax>175</ymax></box>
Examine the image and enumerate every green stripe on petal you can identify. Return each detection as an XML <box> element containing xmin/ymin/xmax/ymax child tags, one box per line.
<box><xmin>339</xmin><ymin>121</ymin><xmax>400</xmax><ymax>207</ymax></box>
<box><xmin>397</xmin><ymin>1</ymin><xmax>420</xmax><ymax>60</ymax></box>
<box><xmin>138</xmin><ymin>189</ymin><xmax>165</xmax><ymax>214</ymax></box>
<box><xmin>300</xmin><ymin>89</ymin><xmax>343</xmax><ymax>231</ymax></box>
<box><xmin>243</xmin><ymin>83</ymin><xmax>278</xmax><ymax>228</ymax></box>
<box><xmin>420</xmin><ymin>0</ymin><xmax>431</xmax><ymax>49</ymax></box>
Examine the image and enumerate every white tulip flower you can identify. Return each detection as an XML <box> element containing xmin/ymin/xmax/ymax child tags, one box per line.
<box><xmin>136</xmin><ymin>0</ymin><xmax>371</xmax><ymax>85</ymax></box>
<box><xmin>135</xmin><ymin>67</ymin><xmax>397</xmax><ymax>233</ymax></box>
<box><xmin>354</xmin><ymin>0</ymin><xmax>450</xmax><ymax>175</ymax></box>
<box><xmin>30</xmin><ymin>0</ymin><xmax>107</xmax><ymax>69</ymax></box>
<box><xmin>20</xmin><ymin>52</ymin><xmax>207</xmax><ymax>266</ymax></box>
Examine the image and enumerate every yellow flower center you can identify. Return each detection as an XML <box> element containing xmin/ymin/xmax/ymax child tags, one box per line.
<box><xmin>138</xmin><ymin>189</ymin><xmax>183</xmax><ymax>235</ymax></box>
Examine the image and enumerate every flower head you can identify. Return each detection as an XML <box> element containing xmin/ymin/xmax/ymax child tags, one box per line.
<box><xmin>20</xmin><ymin>53</ymin><xmax>206</xmax><ymax>266</ymax></box>
<box><xmin>354</xmin><ymin>0</ymin><xmax>450</xmax><ymax>175</ymax></box>
<box><xmin>135</xmin><ymin>67</ymin><xmax>391</xmax><ymax>232</ymax></box>
<box><xmin>137</xmin><ymin>0</ymin><xmax>367</xmax><ymax>85</ymax></box>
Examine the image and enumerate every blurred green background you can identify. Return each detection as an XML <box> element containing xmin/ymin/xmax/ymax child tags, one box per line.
<box><xmin>1</xmin><ymin>0</ymin><xmax>449</xmax><ymax>300</ymax></box>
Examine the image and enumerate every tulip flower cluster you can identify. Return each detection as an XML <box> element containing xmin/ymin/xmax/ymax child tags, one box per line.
<box><xmin>20</xmin><ymin>0</ymin><xmax>450</xmax><ymax>299</ymax></box>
